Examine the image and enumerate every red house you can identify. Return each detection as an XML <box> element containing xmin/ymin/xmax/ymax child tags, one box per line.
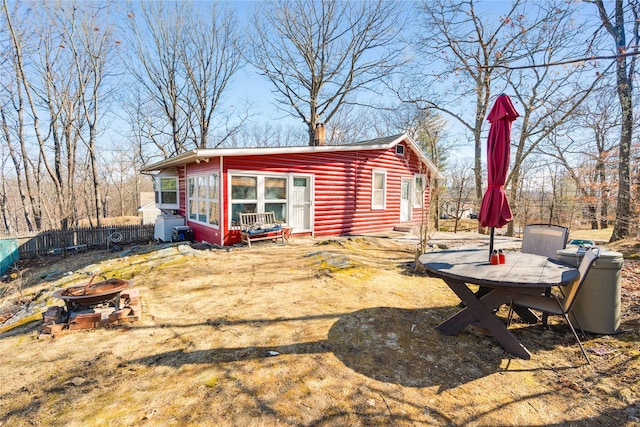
<box><xmin>141</xmin><ymin>133</ymin><xmax>440</xmax><ymax>246</ymax></box>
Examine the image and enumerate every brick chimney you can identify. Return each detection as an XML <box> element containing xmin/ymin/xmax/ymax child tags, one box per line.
<box><xmin>313</xmin><ymin>123</ymin><xmax>326</xmax><ymax>146</ymax></box>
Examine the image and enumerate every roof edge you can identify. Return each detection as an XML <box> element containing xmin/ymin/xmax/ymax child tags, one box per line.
<box><xmin>141</xmin><ymin>133</ymin><xmax>441</xmax><ymax>178</ymax></box>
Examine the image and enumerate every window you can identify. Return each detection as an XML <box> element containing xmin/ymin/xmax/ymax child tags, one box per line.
<box><xmin>231</xmin><ymin>175</ymin><xmax>257</xmax><ymax>225</ymax></box>
<box><xmin>231</xmin><ymin>174</ymin><xmax>288</xmax><ymax>225</ymax></box>
<box><xmin>414</xmin><ymin>174</ymin><xmax>426</xmax><ymax>207</ymax></box>
<box><xmin>395</xmin><ymin>145</ymin><xmax>405</xmax><ymax>155</ymax></box>
<box><xmin>371</xmin><ymin>170</ymin><xmax>386</xmax><ymax>209</ymax></box>
<box><xmin>264</xmin><ymin>177</ymin><xmax>287</xmax><ymax>221</ymax></box>
<box><xmin>188</xmin><ymin>173</ymin><xmax>219</xmax><ymax>226</ymax></box>
<box><xmin>154</xmin><ymin>176</ymin><xmax>178</xmax><ymax>208</ymax></box>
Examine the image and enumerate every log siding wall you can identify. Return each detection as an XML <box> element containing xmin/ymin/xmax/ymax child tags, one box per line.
<box><xmin>175</xmin><ymin>141</ymin><xmax>431</xmax><ymax>246</ymax></box>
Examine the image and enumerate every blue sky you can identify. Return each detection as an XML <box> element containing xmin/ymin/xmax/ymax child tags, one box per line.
<box><xmin>110</xmin><ymin>0</ymin><xmax>604</xmax><ymax>165</ymax></box>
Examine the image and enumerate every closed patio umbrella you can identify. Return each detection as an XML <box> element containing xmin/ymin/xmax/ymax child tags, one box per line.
<box><xmin>479</xmin><ymin>94</ymin><xmax>519</xmax><ymax>259</ymax></box>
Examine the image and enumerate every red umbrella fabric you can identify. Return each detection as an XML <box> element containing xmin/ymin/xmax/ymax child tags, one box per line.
<box><xmin>479</xmin><ymin>94</ymin><xmax>519</xmax><ymax>229</ymax></box>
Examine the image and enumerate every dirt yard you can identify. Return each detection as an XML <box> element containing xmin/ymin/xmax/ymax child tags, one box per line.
<box><xmin>0</xmin><ymin>232</ymin><xmax>639</xmax><ymax>426</ymax></box>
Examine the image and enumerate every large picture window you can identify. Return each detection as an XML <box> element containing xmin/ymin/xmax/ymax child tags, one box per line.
<box><xmin>371</xmin><ymin>170</ymin><xmax>387</xmax><ymax>209</ymax></box>
<box><xmin>231</xmin><ymin>174</ymin><xmax>288</xmax><ymax>225</ymax></box>
<box><xmin>188</xmin><ymin>173</ymin><xmax>219</xmax><ymax>226</ymax></box>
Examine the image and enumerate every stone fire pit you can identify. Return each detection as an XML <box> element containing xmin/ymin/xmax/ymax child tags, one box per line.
<box><xmin>52</xmin><ymin>278</ymin><xmax>132</xmax><ymax>311</ymax></box>
<box><xmin>43</xmin><ymin>277</ymin><xmax>139</xmax><ymax>336</ymax></box>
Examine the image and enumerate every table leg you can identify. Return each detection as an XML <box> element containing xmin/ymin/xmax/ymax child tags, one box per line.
<box><xmin>541</xmin><ymin>287</ymin><xmax>551</xmax><ymax>326</ymax></box>
<box><xmin>436</xmin><ymin>281</ymin><xmax>508</xmax><ymax>334</ymax></box>
<box><xmin>477</xmin><ymin>286</ymin><xmax>539</xmax><ymax>324</ymax></box>
<box><xmin>436</xmin><ymin>278</ymin><xmax>531</xmax><ymax>359</ymax></box>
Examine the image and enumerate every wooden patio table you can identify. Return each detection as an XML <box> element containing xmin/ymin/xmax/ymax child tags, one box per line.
<box><xmin>418</xmin><ymin>248</ymin><xmax>579</xmax><ymax>359</ymax></box>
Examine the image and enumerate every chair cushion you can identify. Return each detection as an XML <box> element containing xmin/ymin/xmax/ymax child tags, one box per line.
<box><xmin>247</xmin><ymin>225</ymin><xmax>282</xmax><ymax>235</ymax></box>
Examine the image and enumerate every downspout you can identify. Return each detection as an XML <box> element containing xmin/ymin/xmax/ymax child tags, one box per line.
<box><xmin>220</xmin><ymin>156</ymin><xmax>224</xmax><ymax>247</ymax></box>
<box><xmin>182</xmin><ymin>165</ymin><xmax>187</xmax><ymax>219</ymax></box>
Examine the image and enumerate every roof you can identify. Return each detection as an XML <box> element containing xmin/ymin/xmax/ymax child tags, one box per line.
<box><xmin>138</xmin><ymin>201</ymin><xmax>161</xmax><ymax>212</ymax></box>
<box><xmin>141</xmin><ymin>132</ymin><xmax>442</xmax><ymax>178</ymax></box>
<box><xmin>139</xmin><ymin>192</ymin><xmax>155</xmax><ymax>206</ymax></box>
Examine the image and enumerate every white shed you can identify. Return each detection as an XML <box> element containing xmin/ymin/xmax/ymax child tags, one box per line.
<box><xmin>138</xmin><ymin>192</ymin><xmax>161</xmax><ymax>225</ymax></box>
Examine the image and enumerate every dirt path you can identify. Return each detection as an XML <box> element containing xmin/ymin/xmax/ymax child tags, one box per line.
<box><xmin>0</xmin><ymin>234</ymin><xmax>638</xmax><ymax>426</ymax></box>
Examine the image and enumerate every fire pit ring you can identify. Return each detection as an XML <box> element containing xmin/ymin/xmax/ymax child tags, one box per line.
<box><xmin>53</xmin><ymin>278</ymin><xmax>133</xmax><ymax>311</ymax></box>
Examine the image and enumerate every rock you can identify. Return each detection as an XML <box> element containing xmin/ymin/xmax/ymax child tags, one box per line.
<box><xmin>68</xmin><ymin>377</ymin><xmax>86</xmax><ymax>387</ymax></box>
<box><xmin>41</xmin><ymin>271</ymin><xmax>62</xmax><ymax>281</ymax></box>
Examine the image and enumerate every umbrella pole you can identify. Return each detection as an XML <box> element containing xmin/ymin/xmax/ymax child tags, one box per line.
<box><xmin>489</xmin><ymin>227</ymin><xmax>495</xmax><ymax>261</ymax></box>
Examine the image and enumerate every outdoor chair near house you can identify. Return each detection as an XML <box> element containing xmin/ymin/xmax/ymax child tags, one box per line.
<box><xmin>507</xmin><ymin>247</ymin><xmax>600</xmax><ymax>364</ymax></box>
<box><xmin>239</xmin><ymin>211</ymin><xmax>285</xmax><ymax>248</ymax></box>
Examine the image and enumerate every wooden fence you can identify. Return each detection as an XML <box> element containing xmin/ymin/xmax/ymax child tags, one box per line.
<box><xmin>15</xmin><ymin>224</ymin><xmax>155</xmax><ymax>258</ymax></box>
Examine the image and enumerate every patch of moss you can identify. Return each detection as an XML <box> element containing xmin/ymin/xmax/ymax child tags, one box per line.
<box><xmin>619</xmin><ymin>334</ymin><xmax>640</xmax><ymax>342</ymax></box>
<box><xmin>204</xmin><ymin>377</ymin><xmax>219</xmax><ymax>388</ymax></box>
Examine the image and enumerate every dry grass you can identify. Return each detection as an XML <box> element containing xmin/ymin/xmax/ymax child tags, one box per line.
<box><xmin>569</xmin><ymin>228</ymin><xmax>613</xmax><ymax>244</ymax></box>
<box><xmin>77</xmin><ymin>216</ymin><xmax>143</xmax><ymax>227</ymax></box>
<box><xmin>0</xmin><ymin>233</ymin><xmax>639</xmax><ymax>426</ymax></box>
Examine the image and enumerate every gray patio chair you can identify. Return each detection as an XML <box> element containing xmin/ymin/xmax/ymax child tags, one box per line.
<box><xmin>507</xmin><ymin>247</ymin><xmax>600</xmax><ymax>364</ymax></box>
<box><xmin>520</xmin><ymin>223</ymin><xmax>570</xmax><ymax>325</ymax></box>
<box><xmin>521</xmin><ymin>224</ymin><xmax>569</xmax><ymax>260</ymax></box>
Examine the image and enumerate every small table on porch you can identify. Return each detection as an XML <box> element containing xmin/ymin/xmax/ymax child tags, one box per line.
<box><xmin>419</xmin><ymin>249</ymin><xmax>579</xmax><ymax>359</ymax></box>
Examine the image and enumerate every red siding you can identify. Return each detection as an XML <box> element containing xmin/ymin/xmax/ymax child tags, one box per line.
<box><xmin>177</xmin><ymin>165</ymin><xmax>187</xmax><ymax>218</ymax></box>
<box><xmin>176</xmin><ymin>161</ymin><xmax>225</xmax><ymax>246</ymax></box>
<box><xmin>174</xmin><ymin>140</ymin><xmax>431</xmax><ymax>246</ymax></box>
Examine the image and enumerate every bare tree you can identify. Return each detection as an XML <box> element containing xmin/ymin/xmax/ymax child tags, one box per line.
<box><xmin>504</xmin><ymin>9</ymin><xmax>605</xmax><ymax>235</ymax></box>
<box><xmin>0</xmin><ymin>144</ymin><xmax>10</xmax><ymax>234</ymax></box>
<box><xmin>321</xmin><ymin>105</ymin><xmax>381</xmax><ymax>145</ymax></box>
<box><xmin>441</xmin><ymin>159</ymin><xmax>475</xmax><ymax>232</ymax></box>
<box><xmin>181</xmin><ymin>4</ymin><xmax>246</xmax><ymax>149</ymax></box>
<box><xmin>588</xmin><ymin>0</ymin><xmax>639</xmax><ymax>242</ymax></box>
<box><xmin>124</xmin><ymin>1</ymin><xmax>245</xmax><ymax>158</ymax></box>
<box><xmin>403</xmin><ymin>0</ymin><xmax>523</xmax><ymax>231</ymax></box>
<box><xmin>1</xmin><ymin>0</ymin><xmax>43</xmax><ymax>232</ymax></box>
<box><xmin>98</xmin><ymin>141</ymin><xmax>147</xmax><ymax>218</ymax></box>
<box><xmin>539</xmin><ymin>89</ymin><xmax>618</xmax><ymax>230</ymax></box>
<box><xmin>125</xmin><ymin>2</ymin><xmax>187</xmax><ymax>156</ymax></box>
<box><xmin>1</xmin><ymin>1</ymin><xmax>122</xmax><ymax>231</ymax></box>
<box><xmin>59</xmin><ymin>3</ymin><xmax>118</xmax><ymax>227</ymax></box>
<box><xmin>233</xmin><ymin>122</ymin><xmax>308</xmax><ymax>148</ymax></box>
<box><xmin>402</xmin><ymin>0</ymin><xmax>592</xmax><ymax>234</ymax></box>
<box><xmin>248</xmin><ymin>0</ymin><xmax>405</xmax><ymax>146</ymax></box>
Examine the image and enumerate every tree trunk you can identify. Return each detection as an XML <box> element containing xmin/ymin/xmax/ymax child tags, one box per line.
<box><xmin>593</xmin><ymin>0</ymin><xmax>636</xmax><ymax>242</ymax></box>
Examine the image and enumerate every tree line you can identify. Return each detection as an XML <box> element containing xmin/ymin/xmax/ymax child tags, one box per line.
<box><xmin>0</xmin><ymin>0</ymin><xmax>638</xmax><ymax>242</ymax></box>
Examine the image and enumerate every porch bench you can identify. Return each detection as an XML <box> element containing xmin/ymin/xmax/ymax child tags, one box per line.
<box><xmin>239</xmin><ymin>211</ymin><xmax>285</xmax><ymax>248</ymax></box>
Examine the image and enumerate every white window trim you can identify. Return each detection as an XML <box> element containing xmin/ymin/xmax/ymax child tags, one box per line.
<box><xmin>395</xmin><ymin>145</ymin><xmax>405</xmax><ymax>155</ymax></box>
<box><xmin>229</xmin><ymin>172</ymin><xmax>289</xmax><ymax>227</ymax></box>
<box><xmin>371</xmin><ymin>169</ymin><xmax>387</xmax><ymax>210</ymax></box>
<box><xmin>154</xmin><ymin>174</ymin><xmax>179</xmax><ymax>209</ymax></box>
<box><xmin>187</xmin><ymin>172</ymin><xmax>220</xmax><ymax>228</ymax></box>
<box><xmin>289</xmin><ymin>174</ymin><xmax>314</xmax><ymax>232</ymax></box>
<box><xmin>413</xmin><ymin>173</ymin><xmax>427</xmax><ymax>208</ymax></box>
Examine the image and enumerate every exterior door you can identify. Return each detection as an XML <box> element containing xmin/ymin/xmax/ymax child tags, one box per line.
<box><xmin>290</xmin><ymin>176</ymin><xmax>311</xmax><ymax>231</ymax></box>
<box><xmin>400</xmin><ymin>178</ymin><xmax>412</xmax><ymax>222</ymax></box>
